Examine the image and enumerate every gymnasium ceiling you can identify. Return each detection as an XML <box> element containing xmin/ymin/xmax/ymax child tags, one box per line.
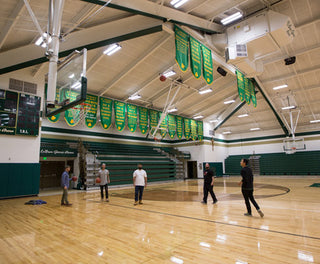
<box><xmin>0</xmin><ymin>0</ymin><xmax>319</xmax><ymax>138</ymax></box>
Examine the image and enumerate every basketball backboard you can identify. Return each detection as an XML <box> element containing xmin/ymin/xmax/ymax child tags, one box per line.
<box><xmin>283</xmin><ymin>137</ymin><xmax>306</xmax><ymax>154</ymax></box>
<box><xmin>45</xmin><ymin>49</ymin><xmax>87</xmax><ymax>117</ymax></box>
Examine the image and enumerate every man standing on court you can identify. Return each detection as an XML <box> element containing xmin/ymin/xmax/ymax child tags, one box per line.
<box><xmin>239</xmin><ymin>158</ymin><xmax>264</xmax><ymax>217</ymax></box>
<box><xmin>201</xmin><ymin>163</ymin><xmax>218</xmax><ymax>204</ymax></box>
<box><xmin>61</xmin><ymin>165</ymin><xmax>72</xmax><ymax>206</ymax></box>
<box><xmin>98</xmin><ymin>163</ymin><xmax>110</xmax><ymax>202</ymax></box>
<box><xmin>133</xmin><ymin>163</ymin><xmax>147</xmax><ymax>206</ymax></box>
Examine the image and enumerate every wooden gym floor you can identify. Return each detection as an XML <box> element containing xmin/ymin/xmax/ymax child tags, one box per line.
<box><xmin>0</xmin><ymin>176</ymin><xmax>319</xmax><ymax>264</ymax></box>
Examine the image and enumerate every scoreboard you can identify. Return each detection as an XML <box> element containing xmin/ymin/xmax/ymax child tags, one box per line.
<box><xmin>0</xmin><ymin>89</ymin><xmax>41</xmax><ymax>136</ymax></box>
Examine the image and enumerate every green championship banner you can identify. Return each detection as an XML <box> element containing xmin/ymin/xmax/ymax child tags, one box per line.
<box><xmin>64</xmin><ymin>90</ymin><xmax>81</xmax><ymax>127</ymax></box>
<box><xmin>201</xmin><ymin>45</ymin><xmax>213</xmax><ymax>84</ymax></box>
<box><xmin>159</xmin><ymin>112</ymin><xmax>168</xmax><ymax>138</ymax></box>
<box><xmin>168</xmin><ymin>114</ymin><xmax>176</xmax><ymax>139</ymax></box>
<box><xmin>184</xmin><ymin>118</ymin><xmax>191</xmax><ymax>139</ymax></box>
<box><xmin>114</xmin><ymin>100</ymin><xmax>126</xmax><ymax>132</ymax></box>
<box><xmin>48</xmin><ymin>89</ymin><xmax>60</xmax><ymax>123</ymax></box>
<box><xmin>127</xmin><ymin>104</ymin><xmax>138</xmax><ymax>132</ymax></box>
<box><xmin>190</xmin><ymin>119</ymin><xmax>198</xmax><ymax>140</ymax></box>
<box><xmin>190</xmin><ymin>36</ymin><xmax>202</xmax><ymax>79</ymax></box>
<box><xmin>149</xmin><ymin>109</ymin><xmax>159</xmax><ymax>129</ymax></box>
<box><xmin>197</xmin><ymin>121</ymin><xmax>203</xmax><ymax>141</ymax></box>
<box><xmin>176</xmin><ymin>116</ymin><xmax>183</xmax><ymax>139</ymax></box>
<box><xmin>236</xmin><ymin>70</ymin><xmax>245</xmax><ymax>102</ymax></box>
<box><xmin>84</xmin><ymin>94</ymin><xmax>98</xmax><ymax>128</ymax></box>
<box><xmin>139</xmin><ymin>107</ymin><xmax>148</xmax><ymax>134</ymax></box>
<box><xmin>99</xmin><ymin>97</ymin><xmax>113</xmax><ymax>130</ymax></box>
<box><xmin>174</xmin><ymin>25</ymin><xmax>189</xmax><ymax>72</ymax></box>
<box><xmin>250</xmin><ymin>80</ymin><xmax>257</xmax><ymax>107</ymax></box>
<box><xmin>244</xmin><ymin>77</ymin><xmax>251</xmax><ymax>104</ymax></box>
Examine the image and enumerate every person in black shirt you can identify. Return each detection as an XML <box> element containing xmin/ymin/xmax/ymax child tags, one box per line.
<box><xmin>201</xmin><ymin>163</ymin><xmax>218</xmax><ymax>204</ymax></box>
<box><xmin>239</xmin><ymin>158</ymin><xmax>264</xmax><ymax>217</ymax></box>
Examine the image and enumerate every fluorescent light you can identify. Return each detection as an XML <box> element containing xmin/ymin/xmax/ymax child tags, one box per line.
<box><xmin>170</xmin><ymin>0</ymin><xmax>189</xmax><ymax>8</ymax></box>
<box><xmin>199</xmin><ymin>242</ymin><xmax>211</xmax><ymax>248</ymax></box>
<box><xmin>98</xmin><ymin>251</ymin><xmax>104</xmax><ymax>256</ymax></box>
<box><xmin>298</xmin><ymin>251</ymin><xmax>314</xmax><ymax>262</ymax></box>
<box><xmin>238</xmin><ymin>114</ymin><xmax>248</xmax><ymax>118</ymax></box>
<box><xmin>282</xmin><ymin>105</ymin><xmax>296</xmax><ymax>110</ymax></box>
<box><xmin>209</xmin><ymin>119</ymin><xmax>219</xmax><ymax>123</ymax></box>
<box><xmin>250</xmin><ymin>127</ymin><xmax>260</xmax><ymax>131</ymax></box>
<box><xmin>199</xmin><ymin>88</ymin><xmax>212</xmax><ymax>95</ymax></box>
<box><xmin>128</xmin><ymin>94</ymin><xmax>141</xmax><ymax>100</ymax></box>
<box><xmin>71</xmin><ymin>81</ymin><xmax>81</xmax><ymax>89</ymax></box>
<box><xmin>224</xmin><ymin>99</ymin><xmax>235</xmax><ymax>104</ymax></box>
<box><xmin>68</xmin><ymin>73</ymin><xmax>75</xmax><ymax>79</ymax></box>
<box><xmin>273</xmin><ymin>84</ymin><xmax>288</xmax><ymax>90</ymax></box>
<box><xmin>103</xmin><ymin>44</ymin><xmax>121</xmax><ymax>56</ymax></box>
<box><xmin>193</xmin><ymin>115</ymin><xmax>203</xmax><ymax>119</ymax></box>
<box><xmin>310</xmin><ymin>119</ymin><xmax>320</xmax><ymax>123</ymax></box>
<box><xmin>170</xmin><ymin>256</ymin><xmax>184</xmax><ymax>264</ymax></box>
<box><xmin>221</xmin><ymin>12</ymin><xmax>243</xmax><ymax>25</ymax></box>
<box><xmin>223</xmin><ymin>131</ymin><xmax>231</xmax><ymax>134</ymax></box>
<box><xmin>168</xmin><ymin>108</ymin><xmax>178</xmax><ymax>113</ymax></box>
<box><xmin>163</xmin><ymin>70</ymin><xmax>176</xmax><ymax>78</ymax></box>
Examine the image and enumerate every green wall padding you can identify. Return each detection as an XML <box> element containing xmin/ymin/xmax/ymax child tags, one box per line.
<box><xmin>225</xmin><ymin>151</ymin><xmax>320</xmax><ymax>175</ymax></box>
<box><xmin>0</xmin><ymin>163</ymin><xmax>40</xmax><ymax>198</ymax></box>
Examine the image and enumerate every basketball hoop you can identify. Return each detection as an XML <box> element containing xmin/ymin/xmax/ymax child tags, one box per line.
<box><xmin>70</xmin><ymin>102</ymin><xmax>91</xmax><ymax>124</ymax></box>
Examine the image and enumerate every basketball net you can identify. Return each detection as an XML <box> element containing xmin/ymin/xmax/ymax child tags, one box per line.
<box><xmin>70</xmin><ymin>102</ymin><xmax>91</xmax><ymax>124</ymax></box>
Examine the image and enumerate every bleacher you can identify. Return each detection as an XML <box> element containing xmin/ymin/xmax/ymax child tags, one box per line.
<box><xmin>225</xmin><ymin>151</ymin><xmax>320</xmax><ymax>175</ymax></box>
<box><xmin>84</xmin><ymin>142</ymin><xmax>177</xmax><ymax>186</ymax></box>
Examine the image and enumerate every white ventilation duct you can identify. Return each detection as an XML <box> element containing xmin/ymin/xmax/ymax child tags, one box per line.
<box><xmin>213</xmin><ymin>10</ymin><xmax>296</xmax><ymax>77</ymax></box>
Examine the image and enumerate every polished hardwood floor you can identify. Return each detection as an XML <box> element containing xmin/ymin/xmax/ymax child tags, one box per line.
<box><xmin>0</xmin><ymin>176</ymin><xmax>319</xmax><ymax>264</ymax></box>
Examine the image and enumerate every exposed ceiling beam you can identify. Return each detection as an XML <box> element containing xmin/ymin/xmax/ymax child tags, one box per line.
<box><xmin>99</xmin><ymin>32</ymin><xmax>171</xmax><ymax>96</ymax></box>
<box><xmin>0</xmin><ymin>15</ymin><xmax>164</xmax><ymax>74</ymax></box>
<box><xmin>261</xmin><ymin>65</ymin><xmax>320</xmax><ymax>84</ymax></box>
<box><xmin>0</xmin><ymin>0</ymin><xmax>25</xmax><ymax>50</ymax></box>
<box><xmin>81</xmin><ymin>0</ymin><xmax>223</xmax><ymax>33</ymax></box>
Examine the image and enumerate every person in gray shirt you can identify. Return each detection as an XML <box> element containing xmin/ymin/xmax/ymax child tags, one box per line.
<box><xmin>98</xmin><ymin>163</ymin><xmax>110</xmax><ymax>202</ymax></box>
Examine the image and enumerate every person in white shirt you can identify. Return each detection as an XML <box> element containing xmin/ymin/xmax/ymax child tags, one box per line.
<box><xmin>97</xmin><ymin>163</ymin><xmax>110</xmax><ymax>202</ymax></box>
<box><xmin>133</xmin><ymin>163</ymin><xmax>147</xmax><ymax>205</ymax></box>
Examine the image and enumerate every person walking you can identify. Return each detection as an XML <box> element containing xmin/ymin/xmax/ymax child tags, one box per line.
<box><xmin>97</xmin><ymin>163</ymin><xmax>110</xmax><ymax>202</ymax></box>
<box><xmin>201</xmin><ymin>163</ymin><xmax>218</xmax><ymax>204</ymax></box>
<box><xmin>133</xmin><ymin>164</ymin><xmax>147</xmax><ymax>206</ymax></box>
<box><xmin>239</xmin><ymin>158</ymin><xmax>264</xmax><ymax>217</ymax></box>
<box><xmin>61</xmin><ymin>165</ymin><xmax>72</xmax><ymax>206</ymax></box>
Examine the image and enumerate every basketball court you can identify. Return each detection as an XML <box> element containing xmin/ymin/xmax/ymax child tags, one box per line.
<box><xmin>0</xmin><ymin>0</ymin><xmax>320</xmax><ymax>263</ymax></box>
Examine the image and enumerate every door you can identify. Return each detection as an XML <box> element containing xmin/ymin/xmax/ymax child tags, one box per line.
<box><xmin>40</xmin><ymin>161</ymin><xmax>65</xmax><ymax>189</ymax></box>
<box><xmin>187</xmin><ymin>161</ymin><xmax>198</xmax><ymax>179</ymax></box>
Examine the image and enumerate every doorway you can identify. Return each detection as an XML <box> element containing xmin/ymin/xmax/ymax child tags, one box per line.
<box><xmin>187</xmin><ymin>161</ymin><xmax>198</xmax><ymax>179</ymax></box>
<box><xmin>40</xmin><ymin>161</ymin><xmax>65</xmax><ymax>189</ymax></box>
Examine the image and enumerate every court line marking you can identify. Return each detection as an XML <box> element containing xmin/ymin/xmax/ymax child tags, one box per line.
<box><xmin>85</xmin><ymin>199</ymin><xmax>320</xmax><ymax>241</ymax></box>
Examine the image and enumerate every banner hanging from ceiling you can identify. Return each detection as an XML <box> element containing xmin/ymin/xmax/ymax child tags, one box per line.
<box><xmin>189</xmin><ymin>36</ymin><xmax>202</xmax><ymax>79</ymax></box>
<box><xmin>174</xmin><ymin>25</ymin><xmax>189</xmax><ymax>72</ymax></box>
<box><xmin>159</xmin><ymin>112</ymin><xmax>168</xmax><ymax>138</ymax></box>
<box><xmin>197</xmin><ymin>121</ymin><xmax>203</xmax><ymax>141</ymax></box>
<box><xmin>236</xmin><ymin>70</ymin><xmax>245</xmax><ymax>102</ymax></box>
<box><xmin>201</xmin><ymin>45</ymin><xmax>213</xmax><ymax>84</ymax></box>
<box><xmin>99</xmin><ymin>97</ymin><xmax>113</xmax><ymax>130</ymax></box>
<box><xmin>84</xmin><ymin>94</ymin><xmax>98</xmax><ymax>128</ymax></box>
<box><xmin>184</xmin><ymin>118</ymin><xmax>191</xmax><ymax>139</ymax></box>
<box><xmin>250</xmin><ymin>80</ymin><xmax>257</xmax><ymax>107</ymax></box>
<box><xmin>244</xmin><ymin>77</ymin><xmax>251</xmax><ymax>104</ymax></box>
<box><xmin>139</xmin><ymin>107</ymin><xmax>148</xmax><ymax>134</ymax></box>
<box><xmin>176</xmin><ymin>116</ymin><xmax>183</xmax><ymax>139</ymax></box>
<box><xmin>114</xmin><ymin>100</ymin><xmax>126</xmax><ymax>132</ymax></box>
<box><xmin>190</xmin><ymin>119</ymin><xmax>198</xmax><ymax>140</ymax></box>
<box><xmin>127</xmin><ymin>104</ymin><xmax>138</xmax><ymax>132</ymax></box>
<box><xmin>168</xmin><ymin>114</ymin><xmax>176</xmax><ymax>139</ymax></box>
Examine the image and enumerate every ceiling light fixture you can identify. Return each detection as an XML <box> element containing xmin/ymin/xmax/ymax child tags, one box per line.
<box><xmin>103</xmin><ymin>44</ymin><xmax>121</xmax><ymax>56</ymax></box>
<box><xmin>310</xmin><ymin>119</ymin><xmax>320</xmax><ymax>123</ymax></box>
<box><xmin>224</xmin><ymin>99</ymin><xmax>235</xmax><ymax>104</ymax></box>
<box><xmin>163</xmin><ymin>70</ymin><xmax>176</xmax><ymax>78</ymax></box>
<box><xmin>168</xmin><ymin>108</ymin><xmax>178</xmax><ymax>113</ymax></box>
<box><xmin>238</xmin><ymin>114</ymin><xmax>248</xmax><ymax>118</ymax></box>
<box><xmin>170</xmin><ymin>0</ymin><xmax>189</xmax><ymax>8</ymax></box>
<box><xmin>193</xmin><ymin>115</ymin><xmax>204</xmax><ymax>119</ymax></box>
<box><xmin>221</xmin><ymin>12</ymin><xmax>243</xmax><ymax>25</ymax></box>
<box><xmin>199</xmin><ymin>88</ymin><xmax>212</xmax><ymax>95</ymax></box>
<box><xmin>71</xmin><ymin>81</ymin><xmax>81</xmax><ymax>89</ymax></box>
<box><xmin>273</xmin><ymin>84</ymin><xmax>288</xmax><ymax>90</ymax></box>
<box><xmin>223</xmin><ymin>131</ymin><xmax>231</xmax><ymax>134</ymax></box>
<box><xmin>209</xmin><ymin>119</ymin><xmax>219</xmax><ymax>123</ymax></box>
<box><xmin>128</xmin><ymin>94</ymin><xmax>141</xmax><ymax>100</ymax></box>
<box><xmin>250</xmin><ymin>127</ymin><xmax>260</xmax><ymax>131</ymax></box>
<box><xmin>35</xmin><ymin>32</ymin><xmax>52</xmax><ymax>48</ymax></box>
<box><xmin>282</xmin><ymin>105</ymin><xmax>296</xmax><ymax>110</ymax></box>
